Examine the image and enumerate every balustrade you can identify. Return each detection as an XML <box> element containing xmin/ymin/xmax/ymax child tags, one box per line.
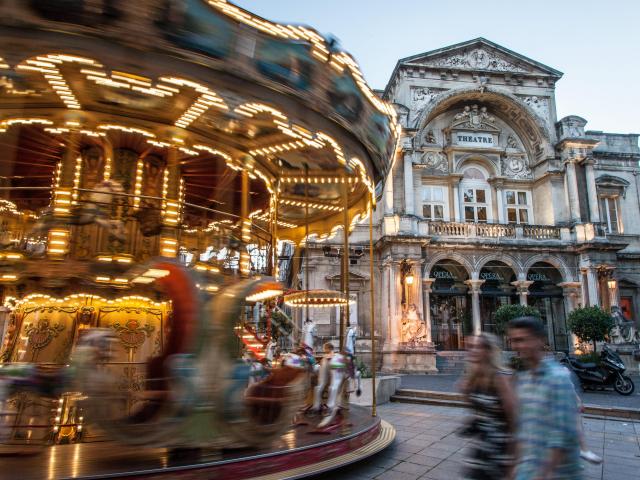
<box><xmin>522</xmin><ymin>224</ymin><xmax>561</xmax><ymax>240</ymax></box>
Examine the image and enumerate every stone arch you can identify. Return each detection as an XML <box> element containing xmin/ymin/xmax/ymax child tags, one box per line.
<box><xmin>522</xmin><ymin>254</ymin><xmax>573</xmax><ymax>283</ymax></box>
<box><xmin>416</xmin><ymin>85</ymin><xmax>555</xmax><ymax>161</ymax></box>
<box><xmin>474</xmin><ymin>252</ymin><xmax>523</xmax><ymax>279</ymax></box>
<box><xmin>423</xmin><ymin>251</ymin><xmax>473</xmax><ymax>279</ymax></box>
<box><xmin>456</xmin><ymin>154</ymin><xmax>498</xmax><ymax>177</ymax></box>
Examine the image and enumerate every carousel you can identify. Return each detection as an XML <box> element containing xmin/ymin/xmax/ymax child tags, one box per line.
<box><xmin>0</xmin><ymin>1</ymin><xmax>399</xmax><ymax>478</ymax></box>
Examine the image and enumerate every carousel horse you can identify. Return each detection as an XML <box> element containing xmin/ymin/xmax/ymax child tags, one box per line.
<box><xmin>312</xmin><ymin>335</ymin><xmax>361</xmax><ymax>430</ymax></box>
<box><xmin>70</xmin><ymin>179</ymin><xmax>127</xmax><ymax>242</ymax></box>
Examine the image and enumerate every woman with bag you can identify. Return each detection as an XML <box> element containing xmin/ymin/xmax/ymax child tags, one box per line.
<box><xmin>458</xmin><ymin>333</ymin><xmax>516</xmax><ymax>480</ymax></box>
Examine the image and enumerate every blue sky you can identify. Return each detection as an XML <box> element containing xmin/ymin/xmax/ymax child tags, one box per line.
<box><xmin>235</xmin><ymin>0</ymin><xmax>639</xmax><ymax>134</ymax></box>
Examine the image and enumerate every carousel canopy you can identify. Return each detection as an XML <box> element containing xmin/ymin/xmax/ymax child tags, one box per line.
<box><xmin>0</xmin><ymin>0</ymin><xmax>400</xmax><ymax>242</ymax></box>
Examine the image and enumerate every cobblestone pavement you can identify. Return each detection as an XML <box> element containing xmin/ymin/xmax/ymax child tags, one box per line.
<box><xmin>399</xmin><ymin>374</ymin><xmax>640</xmax><ymax>410</ymax></box>
<box><xmin>307</xmin><ymin>402</ymin><xmax>640</xmax><ymax>480</ymax></box>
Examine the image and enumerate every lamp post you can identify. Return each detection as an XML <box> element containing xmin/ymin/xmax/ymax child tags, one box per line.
<box><xmin>400</xmin><ymin>259</ymin><xmax>414</xmax><ymax>307</ymax></box>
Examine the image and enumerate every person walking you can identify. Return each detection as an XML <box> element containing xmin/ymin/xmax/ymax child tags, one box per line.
<box><xmin>508</xmin><ymin>316</ymin><xmax>582</xmax><ymax>480</ymax></box>
<box><xmin>458</xmin><ymin>333</ymin><xmax>516</xmax><ymax>480</ymax></box>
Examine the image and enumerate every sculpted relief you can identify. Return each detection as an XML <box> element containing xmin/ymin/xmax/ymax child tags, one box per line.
<box><xmin>410</xmin><ymin>87</ymin><xmax>443</xmax><ymax>128</ymax></box>
<box><xmin>453</xmin><ymin>104</ymin><xmax>496</xmax><ymax>130</ymax></box>
<box><xmin>501</xmin><ymin>155</ymin><xmax>532</xmax><ymax>179</ymax></box>
<box><xmin>423</xmin><ymin>48</ymin><xmax>528</xmax><ymax>73</ymax></box>
<box><xmin>519</xmin><ymin>95</ymin><xmax>550</xmax><ymax>124</ymax></box>
<box><xmin>418</xmin><ymin>151</ymin><xmax>448</xmax><ymax>174</ymax></box>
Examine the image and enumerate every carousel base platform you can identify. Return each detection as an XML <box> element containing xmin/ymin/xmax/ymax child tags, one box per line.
<box><xmin>0</xmin><ymin>405</ymin><xmax>394</xmax><ymax>480</ymax></box>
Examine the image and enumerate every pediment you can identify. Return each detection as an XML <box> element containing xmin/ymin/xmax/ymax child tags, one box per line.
<box><xmin>400</xmin><ymin>38</ymin><xmax>562</xmax><ymax>77</ymax></box>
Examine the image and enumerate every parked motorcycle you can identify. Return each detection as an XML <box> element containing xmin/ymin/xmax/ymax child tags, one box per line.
<box><xmin>561</xmin><ymin>344</ymin><xmax>635</xmax><ymax>395</ymax></box>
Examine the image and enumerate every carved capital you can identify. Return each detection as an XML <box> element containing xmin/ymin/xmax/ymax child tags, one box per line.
<box><xmin>465</xmin><ymin>279</ymin><xmax>485</xmax><ymax>293</ymax></box>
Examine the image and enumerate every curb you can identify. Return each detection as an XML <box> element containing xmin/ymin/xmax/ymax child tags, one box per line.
<box><xmin>391</xmin><ymin>389</ymin><xmax>640</xmax><ymax>421</ymax></box>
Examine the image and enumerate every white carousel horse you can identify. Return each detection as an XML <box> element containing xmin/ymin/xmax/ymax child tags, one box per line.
<box><xmin>301</xmin><ymin>318</ymin><xmax>317</xmax><ymax>351</ymax></box>
<box><xmin>312</xmin><ymin>331</ymin><xmax>361</xmax><ymax>429</ymax></box>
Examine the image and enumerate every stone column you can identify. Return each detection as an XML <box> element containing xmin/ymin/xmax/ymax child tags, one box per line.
<box><xmin>422</xmin><ymin>278</ymin><xmax>435</xmax><ymax>343</ymax></box>
<box><xmin>465</xmin><ymin>279</ymin><xmax>485</xmax><ymax>335</ymax></box>
<box><xmin>584</xmin><ymin>158</ymin><xmax>601</xmax><ymax>223</ymax></box>
<box><xmin>403</xmin><ymin>154</ymin><xmax>414</xmax><ymax>216</ymax></box>
<box><xmin>511</xmin><ymin>280</ymin><xmax>533</xmax><ymax>306</ymax></box>
<box><xmin>495</xmin><ymin>182</ymin><xmax>505</xmax><ymax>224</ymax></box>
<box><xmin>387</xmin><ymin>262</ymin><xmax>400</xmax><ymax>345</ymax></box>
<box><xmin>383</xmin><ymin>170</ymin><xmax>394</xmax><ymax>216</ymax></box>
<box><xmin>559</xmin><ymin>282</ymin><xmax>583</xmax><ymax>351</ymax></box>
<box><xmin>451</xmin><ymin>175</ymin><xmax>463</xmax><ymax>222</ymax></box>
<box><xmin>564</xmin><ymin>160</ymin><xmax>582</xmax><ymax>223</ymax></box>
<box><xmin>585</xmin><ymin>267</ymin><xmax>600</xmax><ymax>307</ymax></box>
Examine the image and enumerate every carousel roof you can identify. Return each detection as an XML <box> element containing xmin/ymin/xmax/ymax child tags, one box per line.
<box><xmin>0</xmin><ymin>0</ymin><xmax>400</xmax><ymax>242</ymax></box>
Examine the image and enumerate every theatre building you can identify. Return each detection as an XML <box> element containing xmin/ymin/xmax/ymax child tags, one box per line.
<box><xmin>301</xmin><ymin>38</ymin><xmax>640</xmax><ymax>368</ymax></box>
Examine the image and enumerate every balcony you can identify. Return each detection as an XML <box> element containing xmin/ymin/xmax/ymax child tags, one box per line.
<box><xmin>427</xmin><ymin>221</ymin><xmax>563</xmax><ymax>241</ymax></box>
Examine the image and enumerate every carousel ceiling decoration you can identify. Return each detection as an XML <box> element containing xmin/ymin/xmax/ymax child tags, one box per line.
<box><xmin>283</xmin><ymin>290</ymin><xmax>354</xmax><ymax>308</ymax></box>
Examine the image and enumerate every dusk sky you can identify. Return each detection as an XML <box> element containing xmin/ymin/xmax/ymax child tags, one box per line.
<box><xmin>235</xmin><ymin>0</ymin><xmax>640</xmax><ymax>135</ymax></box>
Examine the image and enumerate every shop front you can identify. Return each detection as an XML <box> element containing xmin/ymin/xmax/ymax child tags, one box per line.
<box><xmin>527</xmin><ymin>262</ymin><xmax>569</xmax><ymax>351</ymax></box>
<box><xmin>429</xmin><ymin>260</ymin><xmax>471</xmax><ymax>350</ymax></box>
<box><xmin>479</xmin><ymin>261</ymin><xmax>518</xmax><ymax>335</ymax></box>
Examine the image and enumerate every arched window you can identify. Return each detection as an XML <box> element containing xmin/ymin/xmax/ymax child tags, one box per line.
<box><xmin>460</xmin><ymin>165</ymin><xmax>492</xmax><ymax>223</ymax></box>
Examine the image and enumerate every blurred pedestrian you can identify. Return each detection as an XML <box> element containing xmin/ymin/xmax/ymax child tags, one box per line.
<box><xmin>508</xmin><ymin>317</ymin><xmax>581</xmax><ymax>479</ymax></box>
<box><xmin>458</xmin><ymin>333</ymin><xmax>516</xmax><ymax>479</ymax></box>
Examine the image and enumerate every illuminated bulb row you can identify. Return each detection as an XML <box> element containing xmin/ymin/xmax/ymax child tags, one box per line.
<box><xmin>160</xmin><ymin>77</ymin><xmax>228</xmax><ymax>129</ymax></box>
<box><xmin>0</xmin><ymin>118</ymin><xmax>53</xmax><ymax>133</ymax></box>
<box><xmin>96</xmin><ymin>255</ymin><xmax>133</xmax><ymax>264</ymax></box>
<box><xmin>349</xmin><ymin>157</ymin><xmax>375</xmax><ymax>195</ymax></box>
<box><xmin>5</xmin><ymin>292</ymin><xmax>166</xmax><ymax>309</ymax></box>
<box><xmin>194</xmin><ymin>263</ymin><xmax>221</xmax><ymax>273</ymax></box>
<box><xmin>161</xmin><ymin>168</ymin><xmax>169</xmax><ymax>220</ymax></box>
<box><xmin>316</xmin><ymin>132</ymin><xmax>347</xmax><ymax>165</ymax></box>
<box><xmin>95</xmin><ymin>276</ymin><xmax>129</xmax><ymax>285</ymax></box>
<box><xmin>0</xmin><ymin>57</ymin><xmax>8</xmax><ymax>69</ymax></box>
<box><xmin>47</xmin><ymin>229</ymin><xmax>69</xmax><ymax>256</ymax></box>
<box><xmin>160</xmin><ymin>237</ymin><xmax>178</xmax><ymax>257</ymax></box>
<box><xmin>195</xmin><ymin>283</ymin><xmax>220</xmax><ymax>293</ymax></box>
<box><xmin>133</xmin><ymin>158</ymin><xmax>144</xmax><ymax>209</ymax></box>
<box><xmin>250</xmin><ymin>210</ymin><xmax>297</xmax><ymax>229</ymax></box>
<box><xmin>234</xmin><ymin>103</ymin><xmax>288</xmax><ymax>120</ymax></box>
<box><xmin>72</xmin><ymin>156</ymin><xmax>82</xmax><ymax>204</ymax></box>
<box><xmin>0</xmin><ymin>252</ymin><xmax>23</xmax><ymax>260</ymax></box>
<box><xmin>280</xmin><ymin>198</ymin><xmax>342</xmax><ymax>212</ymax></box>
<box><xmin>17</xmin><ymin>54</ymin><xmax>100</xmax><ymax>109</ymax></box>
<box><xmin>246</xmin><ymin>289</ymin><xmax>283</xmax><ymax>303</ymax></box>
<box><xmin>98</xmin><ymin>124</ymin><xmax>155</xmax><ymax>138</ymax></box>
<box><xmin>249</xmin><ymin>140</ymin><xmax>306</xmax><ymax>156</ymax></box>
<box><xmin>207</xmin><ymin>1</ymin><xmax>329</xmax><ymax>61</ymax></box>
<box><xmin>104</xmin><ymin>155</ymin><xmax>112</xmax><ymax>180</ymax></box>
<box><xmin>53</xmin><ymin>189</ymin><xmax>72</xmax><ymax>215</ymax></box>
<box><xmin>281</xmin><ymin>176</ymin><xmax>357</xmax><ymax>184</ymax></box>
<box><xmin>0</xmin><ymin>274</ymin><xmax>17</xmax><ymax>282</ymax></box>
<box><xmin>0</xmin><ymin>200</ymin><xmax>22</xmax><ymax>217</ymax></box>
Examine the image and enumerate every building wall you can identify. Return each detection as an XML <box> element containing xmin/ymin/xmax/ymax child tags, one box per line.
<box><xmin>304</xmin><ymin>39</ymin><xmax>640</xmax><ymax>355</ymax></box>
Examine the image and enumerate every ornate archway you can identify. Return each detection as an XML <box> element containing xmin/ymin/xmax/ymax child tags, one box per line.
<box><xmin>416</xmin><ymin>86</ymin><xmax>555</xmax><ymax>161</ymax></box>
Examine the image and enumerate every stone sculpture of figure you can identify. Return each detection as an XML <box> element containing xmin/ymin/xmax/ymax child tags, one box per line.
<box><xmin>610</xmin><ymin>306</ymin><xmax>640</xmax><ymax>345</ymax></box>
<box><xmin>400</xmin><ymin>304</ymin><xmax>426</xmax><ymax>343</ymax></box>
<box><xmin>301</xmin><ymin>318</ymin><xmax>317</xmax><ymax>351</ymax></box>
<box><xmin>424</xmin><ymin>129</ymin><xmax>437</xmax><ymax>144</ymax></box>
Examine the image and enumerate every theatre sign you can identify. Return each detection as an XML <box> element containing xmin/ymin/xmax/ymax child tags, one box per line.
<box><xmin>453</xmin><ymin>132</ymin><xmax>496</xmax><ymax>147</ymax></box>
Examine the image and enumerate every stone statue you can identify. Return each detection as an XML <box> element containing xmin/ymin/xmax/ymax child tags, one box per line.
<box><xmin>400</xmin><ymin>304</ymin><xmax>426</xmax><ymax>343</ymax></box>
<box><xmin>424</xmin><ymin>129</ymin><xmax>437</xmax><ymax>144</ymax></box>
<box><xmin>609</xmin><ymin>306</ymin><xmax>640</xmax><ymax>345</ymax></box>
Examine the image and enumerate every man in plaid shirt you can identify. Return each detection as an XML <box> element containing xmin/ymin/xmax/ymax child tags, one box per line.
<box><xmin>508</xmin><ymin>317</ymin><xmax>581</xmax><ymax>480</ymax></box>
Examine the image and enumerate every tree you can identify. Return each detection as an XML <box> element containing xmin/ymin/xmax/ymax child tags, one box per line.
<box><xmin>494</xmin><ymin>304</ymin><xmax>541</xmax><ymax>335</ymax></box>
<box><xmin>567</xmin><ymin>306</ymin><xmax>614</xmax><ymax>353</ymax></box>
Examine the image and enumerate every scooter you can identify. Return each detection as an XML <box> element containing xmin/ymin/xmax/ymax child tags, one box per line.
<box><xmin>561</xmin><ymin>344</ymin><xmax>635</xmax><ymax>395</ymax></box>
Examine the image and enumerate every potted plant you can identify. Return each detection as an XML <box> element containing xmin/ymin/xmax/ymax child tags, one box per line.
<box><xmin>567</xmin><ymin>306</ymin><xmax>614</xmax><ymax>353</ymax></box>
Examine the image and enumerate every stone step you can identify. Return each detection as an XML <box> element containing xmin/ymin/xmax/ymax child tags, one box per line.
<box><xmin>390</xmin><ymin>395</ymin><xmax>468</xmax><ymax>408</ymax></box>
<box><xmin>391</xmin><ymin>389</ymin><xmax>640</xmax><ymax>421</ymax></box>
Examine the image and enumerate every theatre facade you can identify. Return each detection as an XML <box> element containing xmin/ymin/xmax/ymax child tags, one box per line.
<box><xmin>300</xmin><ymin>38</ymin><xmax>640</xmax><ymax>365</ymax></box>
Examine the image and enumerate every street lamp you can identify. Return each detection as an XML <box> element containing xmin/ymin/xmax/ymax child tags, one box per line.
<box><xmin>607</xmin><ymin>279</ymin><xmax>617</xmax><ymax>290</ymax></box>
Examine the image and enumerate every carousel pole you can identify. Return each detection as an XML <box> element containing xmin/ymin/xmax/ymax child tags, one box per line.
<box><xmin>341</xmin><ymin>176</ymin><xmax>349</xmax><ymax>351</ymax></box>
<box><xmin>240</xmin><ymin>168</ymin><xmax>250</xmax><ymax>276</ymax></box>
<box><xmin>305</xmin><ymin>165</ymin><xmax>309</xmax><ymax>327</ymax></box>
<box><xmin>369</xmin><ymin>195</ymin><xmax>376</xmax><ymax>417</ymax></box>
<box><xmin>272</xmin><ymin>181</ymin><xmax>279</xmax><ymax>278</ymax></box>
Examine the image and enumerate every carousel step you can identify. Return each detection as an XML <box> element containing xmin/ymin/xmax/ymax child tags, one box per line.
<box><xmin>390</xmin><ymin>394</ymin><xmax>468</xmax><ymax>409</ymax></box>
